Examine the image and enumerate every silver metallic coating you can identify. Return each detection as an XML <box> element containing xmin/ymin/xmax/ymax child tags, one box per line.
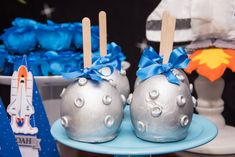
<box><xmin>134</xmin><ymin>78</ymin><xmax>142</xmax><ymax>89</ymax></box>
<box><xmin>149</xmin><ymin>90</ymin><xmax>159</xmax><ymax>99</ymax></box>
<box><xmin>78</xmin><ymin>78</ymin><xmax>87</xmax><ymax>86</ymax></box>
<box><xmin>134</xmin><ymin>69</ymin><xmax>190</xmax><ymax>89</ymax></box>
<box><xmin>131</xmin><ymin>74</ymin><xmax>194</xmax><ymax>142</ymax></box>
<box><xmin>120</xmin><ymin>69</ymin><xmax>127</xmax><ymax>76</ymax></box>
<box><xmin>137</xmin><ymin>121</ymin><xmax>146</xmax><ymax>133</ymax></box>
<box><xmin>104</xmin><ymin>115</ymin><xmax>114</xmax><ymax>128</ymax></box>
<box><xmin>177</xmin><ymin>95</ymin><xmax>186</xmax><ymax>107</ymax></box>
<box><xmin>102</xmin><ymin>69</ymin><xmax>130</xmax><ymax>99</ymax></box>
<box><xmin>147</xmin><ymin>101</ymin><xmax>157</xmax><ymax>107</ymax></box>
<box><xmin>192</xmin><ymin>96</ymin><xmax>197</xmax><ymax>108</ymax></box>
<box><xmin>176</xmin><ymin>74</ymin><xmax>185</xmax><ymax>82</ymax></box>
<box><xmin>121</xmin><ymin>94</ymin><xmax>126</xmax><ymax>105</ymax></box>
<box><xmin>60</xmin><ymin>88</ymin><xmax>66</xmax><ymax>98</ymax></box>
<box><xmin>60</xmin><ymin>79</ymin><xmax>123</xmax><ymax>143</ymax></box>
<box><xmin>151</xmin><ymin>105</ymin><xmax>162</xmax><ymax>117</ymax></box>
<box><xmin>189</xmin><ymin>83</ymin><xmax>193</xmax><ymax>93</ymax></box>
<box><xmin>173</xmin><ymin>69</ymin><xmax>190</xmax><ymax>86</ymax></box>
<box><xmin>108</xmin><ymin>79</ymin><xmax>117</xmax><ymax>87</ymax></box>
<box><xmin>102</xmin><ymin>95</ymin><xmax>112</xmax><ymax>105</ymax></box>
<box><xmin>61</xmin><ymin>116</ymin><xmax>69</xmax><ymax>128</ymax></box>
<box><xmin>180</xmin><ymin>115</ymin><xmax>189</xmax><ymax>127</ymax></box>
<box><xmin>121</xmin><ymin>61</ymin><xmax>131</xmax><ymax>70</ymax></box>
<box><xmin>99</xmin><ymin>67</ymin><xmax>112</xmax><ymax>76</ymax></box>
<box><xmin>74</xmin><ymin>97</ymin><xmax>84</xmax><ymax>108</ymax></box>
<box><xmin>127</xmin><ymin>93</ymin><xmax>133</xmax><ymax>105</ymax></box>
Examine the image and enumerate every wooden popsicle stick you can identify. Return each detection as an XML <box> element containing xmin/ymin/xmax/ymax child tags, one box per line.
<box><xmin>82</xmin><ymin>17</ymin><xmax>92</xmax><ymax>68</ymax></box>
<box><xmin>159</xmin><ymin>11</ymin><xmax>176</xmax><ymax>64</ymax></box>
<box><xmin>99</xmin><ymin>11</ymin><xmax>107</xmax><ymax>57</ymax></box>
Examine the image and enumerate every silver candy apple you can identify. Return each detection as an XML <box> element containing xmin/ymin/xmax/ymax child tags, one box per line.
<box><xmin>102</xmin><ymin>69</ymin><xmax>130</xmax><ymax>99</ymax></box>
<box><xmin>60</xmin><ymin>78</ymin><xmax>124</xmax><ymax>143</ymax></box>
<box><xmin>130</xmin><ymin>73</ymin><xmax>196</xmax><ymax>142</ymax></box>
<box><xmin>99</xmin><ymin>61</ymin><xmax>130</xmax><ymax>100</ymax></box>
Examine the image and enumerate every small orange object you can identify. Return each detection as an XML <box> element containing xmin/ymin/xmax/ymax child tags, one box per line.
<box><xmin>185</xmin><ymin>48</ymin><xmax>235</xmax><ymax>82</ymax></box>
<box><xmin>17</xmin><ymin>65</ymin><xmax>28</xmax><ymax>89</ymax></box>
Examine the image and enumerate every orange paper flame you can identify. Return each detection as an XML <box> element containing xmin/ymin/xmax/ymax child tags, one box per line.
<box><xmin>185</xmin><ymin>48</ymin><xmax>235</xmax><ymax>82</ymax></box>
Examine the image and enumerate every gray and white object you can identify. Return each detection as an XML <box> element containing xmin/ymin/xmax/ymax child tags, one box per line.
<box><xmin>146</xmin><ymin>0</ymin><xmax>235</xmax><ymax>42</ymax></box>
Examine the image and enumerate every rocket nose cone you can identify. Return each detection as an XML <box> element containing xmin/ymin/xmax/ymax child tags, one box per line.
<box><xmin>18</xmin><ymin>66</ymin><xmax>28</xmax><ymax>77</ymax></box>
<box><xmin>17</xmin><ymin>65</ymin><xmax>28</xmax><ymax>87</ymax></box>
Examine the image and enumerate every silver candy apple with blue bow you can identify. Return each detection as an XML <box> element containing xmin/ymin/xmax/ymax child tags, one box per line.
<box><xmin>60</xmin><ymin>60</ymin><xmax>124</xmax><ymax>143</ymax></box>
<box><xmin>99</xmin><ymin>61</ymin><xmax>130</xmax><ymax>104</ymax></box>
<box><xmin>130</xmin><ymin>47</ymin><xmax>196</xmax><ymax>142</ymax></box>
<box><xmin>95</xmin><ymin>43</ymin><xmax>130</xmax><ymax>102</ymax></box>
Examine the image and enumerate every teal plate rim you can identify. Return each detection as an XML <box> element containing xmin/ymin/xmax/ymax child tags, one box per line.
<box><xmin>51</xmin><ymin>107</ymin><xmax>217</xmax><ymax>155</ymax></box>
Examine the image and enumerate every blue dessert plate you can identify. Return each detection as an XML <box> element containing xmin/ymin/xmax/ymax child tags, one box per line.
<box><xmin>51</xmin><ymin>106</ymin><xmax>217</xmax><ymax>155</ymax></box>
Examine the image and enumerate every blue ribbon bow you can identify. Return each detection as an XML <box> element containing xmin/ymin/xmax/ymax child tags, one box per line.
<box><xmin>62</xmin><ymin>56</ymin><xmax>117</xmax><ymax>81</ymax></box>
<box><xmin>92</xmin><ymin>42</ymin><xmax>125</xmax><ymax>71</ymax></box>
<box><xmin>137</xmin><ymin>47</ymin><xmax>189</xmax><ymax>85</ymax></box>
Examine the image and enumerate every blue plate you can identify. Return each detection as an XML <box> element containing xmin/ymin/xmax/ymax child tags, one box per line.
<box><xmin>51</xmin><ymin>107</ymin><xmax>217</xmax><ymax>155</ymax></box>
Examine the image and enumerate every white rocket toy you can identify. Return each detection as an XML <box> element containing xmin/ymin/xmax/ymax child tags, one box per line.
<box><xmin>7</xmin><ymin>65</ymin><xmax>38</xmax><ymax>135</ymax></box>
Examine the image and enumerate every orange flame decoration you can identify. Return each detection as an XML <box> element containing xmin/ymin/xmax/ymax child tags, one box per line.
<box><xmin>17</xmin><ymin>66</ymin><xmax>28</xmax><ymax>89</ymax></box>
<box><xmin>185</xmin><ymin>48</ymin><xmax>235</xmax><ymax>82</ymax></box>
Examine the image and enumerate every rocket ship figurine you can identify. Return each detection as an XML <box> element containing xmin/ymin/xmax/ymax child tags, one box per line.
<box><xmin>7</xmin><ymin>65</ymin><xmax>38</xmax><ymax>134</ymax></box>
